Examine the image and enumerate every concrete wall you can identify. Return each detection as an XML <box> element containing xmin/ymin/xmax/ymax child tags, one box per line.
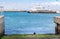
<box><xmin>54</xmin><ymin>16</ymin><xmax>60</xmax><ymax>34</ymax></box>
<box><xmin>0</xmin><ymin>16</ymin><xmax>4</xmax><ymax>35</ymax></box>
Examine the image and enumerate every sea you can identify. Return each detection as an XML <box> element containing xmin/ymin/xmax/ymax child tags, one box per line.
<box><xmin>1</xmin><ymin>11</ymin><xmax>60</xmax><ymax>34</ymax></box>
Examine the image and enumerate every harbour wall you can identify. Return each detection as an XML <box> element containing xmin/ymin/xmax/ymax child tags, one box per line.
<box><xmin>54</xmin><ymin>16</ymin><xmax>60</xmax><ymax>34</ymax></box>
<box><xmin>0</xmin><ymin>16</ymin><xmax>4</xmax><ymax>35</ymax></box>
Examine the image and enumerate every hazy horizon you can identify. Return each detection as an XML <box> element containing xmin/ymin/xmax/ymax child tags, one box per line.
<box><xmin>0</xmin><ymin>0</ymin><xmax>60</xmax><ymax>10</ymax></box>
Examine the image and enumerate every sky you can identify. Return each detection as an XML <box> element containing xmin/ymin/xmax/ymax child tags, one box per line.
<box><xmin>0</xmin><ymin>0</ymin><xmax>60</xmax><ymax>10</ymax></box>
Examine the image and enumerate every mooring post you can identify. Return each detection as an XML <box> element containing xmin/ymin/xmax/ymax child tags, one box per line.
<box><xmin>54</xmin><ymin>16</ymin><xmax>60</xmax><ymax>34</ymax></box>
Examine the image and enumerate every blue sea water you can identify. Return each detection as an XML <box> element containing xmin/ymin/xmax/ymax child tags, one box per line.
<box><xmin>2</xmin><ymin>12</ymin><xmax>60</xmax><ymax>34</ymax></box>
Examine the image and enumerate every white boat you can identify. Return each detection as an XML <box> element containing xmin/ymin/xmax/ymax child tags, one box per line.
<box><xmin>28</xmin><ymin>6</ymin><xmax>56</xmax><ymax>13</ymax></box>
<box><xmin>56</xmin><ymin>11</ymin><xmax>60</xmax><ymax>13</ymax></box>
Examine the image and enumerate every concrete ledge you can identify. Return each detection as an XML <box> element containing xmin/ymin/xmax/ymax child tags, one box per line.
<box><xmin>54</xmin><ymin>16</ymin><xmax>60</xmax><ymax>24</ymax></box>
<box><xmin>0</xmin><ymin>15</ymin><xmax>4</xmax><ymax>35</ymax></box>
<box><xmin>54</xmin><ymin>16</ymin><xmax>60</xmax><ymax>34</ymax></box>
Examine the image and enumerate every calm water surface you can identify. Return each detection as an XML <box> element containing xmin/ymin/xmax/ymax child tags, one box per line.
<box><xmin>2</xmin><ymin>12</ymin><xmax>60</xmax><ymax>34</ymax></box>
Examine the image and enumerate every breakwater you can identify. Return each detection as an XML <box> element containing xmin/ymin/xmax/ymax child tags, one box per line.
<box><xmin>0</xmin><ymin>16</ymin><xmax>4</xmax><ymax>35</ymax></box>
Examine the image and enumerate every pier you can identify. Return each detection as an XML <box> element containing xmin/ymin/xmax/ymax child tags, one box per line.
<box><xmin>54</xmin><ymin>16</ymin><xmax>60</xmax><ymax>34</ymax></box>
<box><xmin>0</xmin><ymin>16</ymin><xmax>4</xmax><ymax>35</ymax></box>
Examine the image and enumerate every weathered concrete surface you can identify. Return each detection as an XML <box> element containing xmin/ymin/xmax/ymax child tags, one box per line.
<box><xmin>54</xmin><ymin>16</ymin><xmax>60</xmax><ymax>34</ymax></box>
<box><xmin>54</xmin><ymin>16</ymin><xmax>60</xmax><ymax>24</ymax></box>
<box><xmin>14</xmin><ymin>37</ymin><xmax>60</xmax><ymax>39</ymax></box>
<box><xmin>0</xmin><ymin>16</ymin><xmax>4</xmax><ymax>35</ymax></box>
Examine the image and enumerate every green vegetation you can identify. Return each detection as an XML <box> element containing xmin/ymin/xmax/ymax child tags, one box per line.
<box><xmin>0</xmin><ymin>34</ymin><xmax>60</xmax><ymax>39</ymax></box>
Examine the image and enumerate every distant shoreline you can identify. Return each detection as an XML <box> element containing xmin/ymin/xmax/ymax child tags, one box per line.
<box><xmin>3</xmin><ymin>10</ymin><xmax>28</xmax><ymax>12</ymax></box>
<box><xmin>0</xmin><ymin>10</ymin><xmax>59</xmax><ymax>14</ymax></box>
<box><xmin>0</xmin><ymin>10</ymin><xmax>28</xmax><ymax>12</ymax></box>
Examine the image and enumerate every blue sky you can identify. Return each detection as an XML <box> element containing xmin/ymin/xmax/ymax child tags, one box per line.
<box><xmin>0</xmin><ymin>0</ymin><xmax>60</xmax><ymax>10</ymax></box>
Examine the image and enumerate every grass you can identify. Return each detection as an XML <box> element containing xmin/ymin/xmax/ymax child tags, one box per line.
<box><xmin>0</xmin><ymin>34</ymin><xmax>60</xmax><ymax>39</ymax></box>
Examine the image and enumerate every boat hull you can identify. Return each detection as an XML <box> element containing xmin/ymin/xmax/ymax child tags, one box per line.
<box><xmin>28</xmin><ymin>10</ymin><xmax>56</xmax><ymax>13</ymax></box>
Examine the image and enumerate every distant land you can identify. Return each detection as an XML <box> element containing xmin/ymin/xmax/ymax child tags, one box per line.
<box><xmin>0</xmin><ymin>9</ymin><xmax>60</xmax><ymax>13</ymax></box>
<box><xmin>3</xmin><ymin>10</ymin><xmax>28</xmax><ymax>12</ymax></box>
<box><xmin>0</xmin><ymin>8</ymin><xmax>28</xmax><ymax>12</ymax></box>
